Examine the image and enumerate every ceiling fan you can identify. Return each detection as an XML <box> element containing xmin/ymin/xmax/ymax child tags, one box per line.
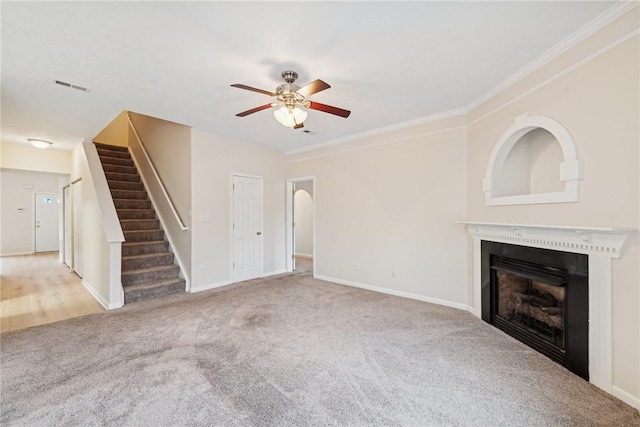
<box><xmin>231</xmin><ymin>70</ymin><xmax>351</xmax><ymax>129</ymax></box>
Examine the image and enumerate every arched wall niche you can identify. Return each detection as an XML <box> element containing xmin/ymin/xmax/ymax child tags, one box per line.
<box><xmin>483</xmin><ymin>113</ymin><xmax>583</xmax><ymax>206</ymax></box>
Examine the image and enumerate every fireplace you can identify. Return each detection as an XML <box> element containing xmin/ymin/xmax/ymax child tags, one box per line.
<box><xmin>481</xmin><ymin>241</ymin><xmax>589</xmax><ymax>380</ymax></box>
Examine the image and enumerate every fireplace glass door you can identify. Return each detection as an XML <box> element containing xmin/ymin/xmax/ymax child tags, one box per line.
<box><xmin>496</xmin><ymin>270</ymin><xmax>565</xmax><ymax>350</ymax></box>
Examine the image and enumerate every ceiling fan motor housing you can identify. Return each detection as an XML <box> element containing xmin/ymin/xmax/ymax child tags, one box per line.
<box><xmin>281</xmin><ymin>70</ymin><xmax>298</xmax><ymax>84</ymax></box>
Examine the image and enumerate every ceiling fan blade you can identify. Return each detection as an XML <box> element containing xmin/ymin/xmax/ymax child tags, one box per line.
<box><xmin>231</xmin><ymin>84</ymin><xmax>275</xmax><ymax>97</ymax></box>
<box><xmin>307</xmin><ymin>101</ymin><xmax>351</xmax><ymax>118</ymax></box>
<box><xmin>297</xmin><ymin>79</ymin><xmax>331</xmax><ymax>97</ymax></box>
<box><xmin>235</xmin><ymin>104</ymin><xmax>273</xmax><ymax>117</ymax></box>
<box><xmin>293</xmin><ymin>123</ymin><xmax>304</xmax><ymax>130</ymax></box>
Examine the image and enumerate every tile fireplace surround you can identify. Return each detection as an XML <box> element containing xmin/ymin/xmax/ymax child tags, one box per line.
<box><xmin>461</xmin><ymin>222</ymin><xmax>634</xmax><ymax>397</ymax></box>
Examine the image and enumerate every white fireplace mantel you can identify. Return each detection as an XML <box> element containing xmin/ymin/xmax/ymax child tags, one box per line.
<box><xmin>460</xmin><ymin>221</ymin><xmax>636</xmax><ymax>396</ymax></box>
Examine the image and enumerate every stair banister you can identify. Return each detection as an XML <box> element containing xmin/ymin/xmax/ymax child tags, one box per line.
<box><xmin>126</xmin><ymin>113</ymin><xmax>188</xmax><ymax>231</ymax></box>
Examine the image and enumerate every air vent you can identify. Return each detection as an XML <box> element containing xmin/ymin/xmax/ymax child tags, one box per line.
<box><xmin>54</xmin><ymin>80</ymin><xmax>90</xmax><ymax>92</ymax></box>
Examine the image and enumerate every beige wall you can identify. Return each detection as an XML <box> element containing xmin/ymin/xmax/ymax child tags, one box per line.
<box><xmin>1</xmin><ymin>142</ymin><xmax>72</xmax><ymax>174</ymax></box>
<box><xmin>286</xmin><ymin>116</ymin><xmax>469</xmax><ymax>307</ymax></box>
<box><xmin>466</xmin><ymin>18</ymin><xmax>639</xmax><ymax>400</ymax></box>
<box><xmin>190</xmin><ymin>129</ymin><xmax>286</xmax><ymax>290</ymax></box>
<box><xmin>279</xmin><ymin>9</ymin><xmax>639</xmax><ymax>404</ymax></box>
<box><xmin>128</xmin><ymin>112</ymin><xmax>192</xmax><ymax>283</ymax></box>
<box><xmin>93</xmin><ymin>111</ymin><xmax>129</xmax><ymax>147</ymax></box>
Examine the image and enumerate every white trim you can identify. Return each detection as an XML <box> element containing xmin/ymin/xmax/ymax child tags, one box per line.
<box><xmin>262</xmin><ymin>269</ymin><xmax>287</xmax><ymax>278</ymax></box>
<box><xmin>285</xmin><ymin>176</ymin><xmax>316</xmax><ymax>276</ymax></box>
<box><xmin>282</xmin><ymin>6</ymin><xmax>639</xmax><ymax>160</ymax></box>
<box><xmin>612</xmin><ymin>386</ymin><xmax>640</xmax><ymax>411</ymax></box>
<box><xmin>316</xmin><ymin>274</ymin><xmax>472</xmax><ymax>312</ymax></box>
<box><xmin>286</xmin><ymin>125</ymin><xmax>466</xmax><ymax>163</ymax></box>
<box><xmin>190</xmin><ymin>279</ymin><xmax>233</xmax><ymax>293</ymax></box>
<box><xmin>0</xmin><ymin>251</ymin><xmax>33</xmax><ymax>257</ymax></box>
<box><xmin>468</xmin><ymin>28</ymin><xmax>640</xmax><ymax>128</ymax></box>
<box><xmin>483</xmin><ymin>114</ymin><xmax>583</xmax><ymax>206</ymax></box>
<box><xmin>285</xmin><ymin>108</ymin><xmax>466</xmax><ymax>156</ymax></box>
<box><xmin>81</xmin><ymin>279</ymin><xmax>122</xmax><ymax>310</ymax></box>
<box><xmin>461</xmin><ymin>221</ymin><xmax>636</xmax><ymax>395</ymax></box>
<box><xmin>466</xmin><ymin>2</ymin><xmax>639</xmax><ymax>113</ymax></box>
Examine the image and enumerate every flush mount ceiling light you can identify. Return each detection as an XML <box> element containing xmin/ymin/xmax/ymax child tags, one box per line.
<box><xmin>28</xmin><ymin>138</ymin><xmax>53</xmax><ymax>149</ymax></box>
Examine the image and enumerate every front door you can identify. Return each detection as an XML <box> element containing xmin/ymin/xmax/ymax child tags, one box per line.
<box><xmin>232</xmin><ymin>175</ymin><xmax>263</xmax><ymax>282</ymax></box>
<box><xmin>34</xmin><ymin>193</ymin><xmax>59</xmax><ymax>252</ymax></box>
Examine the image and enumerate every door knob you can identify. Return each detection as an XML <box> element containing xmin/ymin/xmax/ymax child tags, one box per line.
<box><xmin>256</xmin><ymin>231</ymin><xmax>262</xmax><ymax>236</ymax></box>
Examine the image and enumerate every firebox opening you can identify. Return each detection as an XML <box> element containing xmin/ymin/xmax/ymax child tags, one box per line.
<box><xmin>481</xmin><ymin>241</ymin><xmax>588</xmax><ymax>380</ymax></box>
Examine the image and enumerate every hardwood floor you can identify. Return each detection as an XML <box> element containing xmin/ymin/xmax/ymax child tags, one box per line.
<box><xmin>0</xmin><ymin>252</ymin><xmax>104</xmax><ymax>333</ymax></box>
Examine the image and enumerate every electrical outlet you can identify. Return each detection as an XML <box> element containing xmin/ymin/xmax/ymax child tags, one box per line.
<box><xmin>199</xmin><ymin>265</ymin><xmax>205</xmax><ymax>273</ymax></box>
<box><xmin>391</xmin><ymin>271</ymin><xmax>396</xmax><ymax>278</ymax></box>
<box><xmin>353</xmin><ymin>263</ymin><xmax>359</xmax><ymax>271</ymax></box>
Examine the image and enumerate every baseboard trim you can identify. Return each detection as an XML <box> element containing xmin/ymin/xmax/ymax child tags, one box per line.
<box><xmin>315</xmin><ymin>275</ymin><xmax>472</xmax><ymax>312</ymax></box>
<box><xmin>295</xmin><ymin>253</ymin><xmax>313</xmax><ymax>260</ymax></box>
<box><xmin>262</xmin><ymin>269</ymin><xmax>287</xmax><ymax>278</ymax></box>
<box><xmin>190</xmin><ymin>280</ymin><xmax>233</xmax><ymax>293</ymax></box>
<box><xmin>81</xmin><ymin>279</ymin><xmax>121</xmax><ymax>310</ymax></box>
<box><xmin>612</xmin><ymin>386</ymin><xmax>640</xmax><ymax>411</ymax></box>
<box><xmin>0</xmin><ymin>251</ymin><xmax>33</xmax><ymax>257</ymax></box>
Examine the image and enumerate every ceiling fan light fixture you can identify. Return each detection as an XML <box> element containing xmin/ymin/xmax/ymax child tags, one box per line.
<box><xmin>273</xmin><ymin>106</ymin><xmax>307</xmax><ymax>128</ymax></box>
<box><xmin>28</xmin><ymin>138</ymin><xmax>53</xmax><ymax>149</ymax></box>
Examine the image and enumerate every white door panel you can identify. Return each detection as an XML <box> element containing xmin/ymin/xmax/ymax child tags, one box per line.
<box><xmin>233</xmin><ymin>175</ymin><xmax>262</xmax><ymax>282</ymax></box>
<box><xmin>35</xmin><ymin>192</ymin><xmax>59</xmax><ymax>252</ymax></box>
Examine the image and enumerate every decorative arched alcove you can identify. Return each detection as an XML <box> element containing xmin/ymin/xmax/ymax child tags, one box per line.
<box><xmin>483</xmin><ymin>113</ymin><xmax>583</xmax><ymax>206</ymax></box>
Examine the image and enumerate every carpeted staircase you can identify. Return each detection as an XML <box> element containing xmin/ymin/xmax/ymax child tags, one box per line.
<box><xmin>95</xmin><ymin>143</ymin><xmax>185</xmax><ymax>304</ymax></box>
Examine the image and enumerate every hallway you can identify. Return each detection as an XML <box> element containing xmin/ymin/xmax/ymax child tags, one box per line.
<box><xmin>0</xmin><ymin>252</ymin><xmax>103</xmax><ymax>333</ymax></box>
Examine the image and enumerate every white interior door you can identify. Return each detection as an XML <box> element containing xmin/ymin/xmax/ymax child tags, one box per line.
<box><xmin>72</xmin><ymin>180</ymin><xmax>83</xmax><ymax>278</ymax></box>
<box><xmin>35</xmin><ymin>193</ymin><xmax>59</xmax><ymax>252</ymax></box>
<box><xmin>233</xmin><ymin>175</ymin><xmax>263</xmax><ymax>282</ymax></box>
<box><xmin>63</xmin><ymin>186</ymin><xmax>72</xmax><ymax>267</ymax></box>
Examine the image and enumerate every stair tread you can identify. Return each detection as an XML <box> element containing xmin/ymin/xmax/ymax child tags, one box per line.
<box><xmin>95</xmin><ymin>143</ymin><xmax>129</xmax><ymax>151</ymax></box>
<box><xmin>123</xmin><ymin>277</ymin><xmax>185</xmax><ymax>291</ymax></box>
<box><xmin>122</xmin><ymin>252</ymin><xmax>172</xmax><ymax>260</ymax></box>
<box><xmin>124</xmin><ymin>228</ymin><xmax>163</xmax><ymax>233</ymax></box>
<box><xmin>121</xmin><ymin>264</ymin><xmax>179</xmax><ymax>274</ymax></box>
<box><xmin>122</xmin><ymin>240</ymin><xmax>166</xmax><ymax>246</ymax></box>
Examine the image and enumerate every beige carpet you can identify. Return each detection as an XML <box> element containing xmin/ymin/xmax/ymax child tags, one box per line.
<box><xmin>2</xmin><ymin>268</ymin><xmax>639</xmax><ymax>426</ymax></box>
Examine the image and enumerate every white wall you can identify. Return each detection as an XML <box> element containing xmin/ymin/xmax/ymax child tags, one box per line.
<box><xmin>285</xmin><ymin>115</ymin><xmax>469</xmax><ymax>308</ymax></box>
<box><xmin>294</xmin><ymin>186</ymin><xmax>313</xmax><ymax>257</ymax></box>
<box><xmin>70</xmin><ymin>142</ymin><xmax>124</xmax><ymax>309</ymax></box>
<box><xmin>0</xmin><ymin>169</ymin><xmax>68</xmax><ymax>255</ymax></box>
<box><xmin>466</xmin><ymin>11</ymin><xmax>639</xmax><ymax>404</ymax></box>
<box><xmin>190</xmin><ymin>129</ymin><xmax>286</xmax><ymax>291</ymax></box>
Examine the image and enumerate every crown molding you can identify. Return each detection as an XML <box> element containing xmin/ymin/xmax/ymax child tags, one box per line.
<box><xmin>284</xmin><ymin>2</ymin><xmax>638</xmax><ymax>158</ymax></box>
<box><xmin>284</xmin><ymin>107</ymin><xmax>466</xmax><ymax>156</ymax></box>
<box><xmin>465</xmin><ymin>1</ymin><xmax>639</xmax><ymax>113</ymax></box>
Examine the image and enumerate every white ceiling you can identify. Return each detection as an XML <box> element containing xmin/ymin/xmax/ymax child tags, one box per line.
<box><xmin>1</xmin><ymin>1</ymin><xmax>617</xmax><ymax>153</ymax></box>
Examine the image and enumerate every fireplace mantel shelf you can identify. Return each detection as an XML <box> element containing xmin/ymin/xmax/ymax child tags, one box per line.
<box><xmin>459</xmin><ymin>221</ymin><xmax>636</xmax><ymax>258</ymax></box>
